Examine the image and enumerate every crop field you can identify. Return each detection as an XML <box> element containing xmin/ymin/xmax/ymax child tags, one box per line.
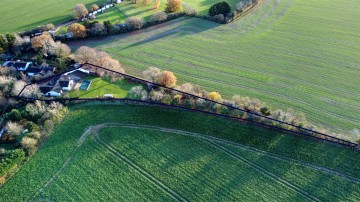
<box><xmin>68</xmin><ymin>0</ymin><xmax>360</xmax><ymax>137</ymax></box>
<box><xmin>0</xmin><ymin>0</ymin><xmax>107</xmax><ymax>33</ymax></box>
<box><xmin>0</xmin><ymin>104</ymin><xmax>359</xmax><ymax>201</ymax></box>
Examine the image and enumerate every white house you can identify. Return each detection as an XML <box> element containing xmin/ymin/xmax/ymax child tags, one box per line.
<box><xmin>45</xmin><ymin>90</ymin><xmax>62</xmax><ymax>97</ymax></box>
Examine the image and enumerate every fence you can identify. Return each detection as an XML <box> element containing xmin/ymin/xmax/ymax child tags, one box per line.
<box><xmin>10</xmin><ymin>62</ymin><xmax>359</xmax><ymax>149</ymax></box>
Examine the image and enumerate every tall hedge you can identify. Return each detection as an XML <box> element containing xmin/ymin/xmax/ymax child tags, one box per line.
<box><xmin>209</xmin><ymin>1</ymin><xmax>231</xmax><ymax>17</ymax></box>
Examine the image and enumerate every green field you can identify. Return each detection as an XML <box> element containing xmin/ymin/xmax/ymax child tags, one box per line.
<box><xmin>68</xmin><ymin>0</ymin><xmax>360</xmax><ymax>138</ymax></box>
<box><xmin>118</xmin><ymin>0</ymin><xmax>239</xmax><ymax>21</ymax></box>
<box><xmin>0</xmin><ymin>0</ymin><xmax>107</xmax><ymax>33</ymax></box>
<box><xmin>0</xmin><ymin>104</ymin><xmax>359</xmax><ymax>201</ymax></box>
<box><xmin>68</xmin><ymin>76</ymin><xmax>136</xmax><ymax>98</ymax></box>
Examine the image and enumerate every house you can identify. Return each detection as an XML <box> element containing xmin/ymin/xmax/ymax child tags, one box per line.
<box><xmin>26</xmin><ymin>67</ymin><xmax>43</xmax><ymax>76</ymax></box>
<box><xmin>58</xmin><ymin>75</ymin><xmax>74</xmax><ymax>91</ymax></box>
<box><xmin>2</xmin><ymin>61</ymin><xmax>32</xmax><ymax>71</ymax></box>
<box><xmin>39</xmin><ymin>76</ymin><xmax>60</xmax><ymax>96</ymax></box>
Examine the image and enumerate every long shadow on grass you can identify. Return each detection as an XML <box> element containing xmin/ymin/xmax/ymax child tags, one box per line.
<box><xmin>120</xmin><ymin>18</ymin><xmax>220</xmax><ymax>50</ymax></box>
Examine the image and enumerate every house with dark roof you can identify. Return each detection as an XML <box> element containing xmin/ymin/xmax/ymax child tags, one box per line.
<box><xmin>26</xmin><ymin>67</ymin><xmax>43</xmax><ymax>76</ymax></box>
<box><xmin>26</xmin><ymin>65</ymin><xmax>56</xmax><ymax>77</ymax></box>
<box><xmin>2</xmin><ymin>61</ymin><xmax>32</xmax><ymax>71</ymax></box>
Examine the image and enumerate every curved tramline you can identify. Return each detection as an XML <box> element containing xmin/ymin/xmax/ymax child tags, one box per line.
<box><xmin>1</xmin><ymin>105</ymin><xmax>360</xmax><ymax>201</ymax></box>
<box><xmin>31</xmin><ymin>123</ymin><xmax>359</xmax><ymax>201</ymax></box>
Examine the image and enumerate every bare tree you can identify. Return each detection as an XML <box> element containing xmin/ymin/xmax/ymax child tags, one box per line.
<box><xmin>21</xmin><ymin>136</ymin><xmax>38</xmax><ymax>155</ymax></box>
<box><xmin>74</xmin><ymin>46</ymin><xmax>97</xmax><ymax>63</ymax></box>
<box><xmin>72</xmin><ymin>4</ymin><xmax>89</xmax><ymax>19</ymax></box>
<box><xmin>142</xmin><ymin>67</ymin><xmax>161</xmax><ymax>82</ymax></box>
<box><xmin>5</xmin><ymin>121</ymin><xmax>23</xmax><ymax>139</ymax></box>
<box><xmin>129</xmin><ymin>86</ymin><xmax>148</xmax><ymax>100</ymax></box>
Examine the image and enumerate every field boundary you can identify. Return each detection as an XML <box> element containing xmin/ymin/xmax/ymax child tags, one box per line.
<box><xmin>10</xmin><ymin>62</ymin><xmax>359</xmax><ymax>148</ymax></box>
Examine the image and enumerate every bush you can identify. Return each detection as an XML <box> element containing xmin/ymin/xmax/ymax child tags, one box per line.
<box><xmin>165</xmin><ymin>0</ymin><xmax>182</xmax><ymax>13</ymax></box>
<box><xmin>209</xmin><ymin>1</ymin><xmax>231</xmax><ymax>17</ymax></box>
<box><xmin>0</xmin><ymin>149</ymin><xmax>26</xmax><ymax>176</ymax></box>
<box><xmin>183</xmin><ymin>3</ymin><xmax>198</xmax><ymax>16</ymax></box>
<box><xmin>25</xmin><ymin>121</ymin><xmax>40</xmax><ymax>132</ymax></box>
<box><xmin>213</xmin><ymin>14</ymin><xmax>225</xmax><ymax>23</ymax></box>
<box><xmin>151</xmin><ymin>12</ymin><xmax>168</xmax><ymax>22</ymax></box>
<box><xmin>125</xmin><ymin>17</ymin><xmax>145</xmax><ymax>30</ymax></box>
<box><xmin>4</xmin><ymin>109</ymin><xmax>22</xmax><ymax>122</ymax></box>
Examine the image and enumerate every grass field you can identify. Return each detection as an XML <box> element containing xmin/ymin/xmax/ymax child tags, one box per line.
<box><xmin>0</xmin><ymin>104</ymin><xmax>359</xmax><ymax>201</ymax></box>
<box><xmin>68</xmin><ymin>0</ymin><xmax>360</xmax><ymax>137</ymax></box>
<box><xmin>68</xmin><ymin>76</ymin><xmax>136</xmax><ymax>98</ymax></box>
<box><xmin>0</xmin><ymin>0</ymin><xmax>107</xmax><ymax>33</ymax></box>
<box><xmin>118</xmin><ymin>0</ymin><xmax>239</xmax><ymax>21</ymax></box>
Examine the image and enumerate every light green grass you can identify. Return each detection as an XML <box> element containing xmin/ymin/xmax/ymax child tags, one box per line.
<box><xmin>118</xmin><ymin>0</ymin><xmax>239</xmax><ymax>21</ymax></box>
<box><xmin>92</xmin><ymin>6</ymin><xmax>127</xmax><ymax>24</ymax></box>
<box><xmin>68</xmin><ymin>76</ymin><xmax>136</xmax><ymax>98</ymax></box>
<box><xmin>68</xmin><ymin>0</ymin><xmax>360</xmax><ymax>136</ymax></box>
<box><xmin>0</xmin><ymin>104</ymin><xmax>359</xmax><ymax>200</ymax></box>
<box><xmin>0</xmin><ymin>0</ymin><xmax>107</xmax><ymax>33</ymax></box>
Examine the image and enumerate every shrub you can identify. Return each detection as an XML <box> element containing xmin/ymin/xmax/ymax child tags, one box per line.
<box><xmin>88</xmin><ymin>22</ymin><xmax>106</xmax><ymax>36</ymax></box>
<box><xmin>208</xmin><ymin>92</ymin><xmax>222</xmax><ymax>102</ymax></box>
<box><xmin>25</xmin><ymin>121</ymin><xmax>40</xmax><ymax>132</ymax></box>
<box><xmin>213</xmin><ymin>14</ymin><xmax>225</xmax><ymax>23</ymax></box>
<box><xmin>151</xmin><ymin>12</ymin><xmax>168</xmax><ymax>22</ymax></box>
<box><xmin>68</xmin><ymin>23</ymin><xmax>87</xmax><ymax>38</ymax></box>
<box><xmin>4</xmin><ymin>109</ymin><xmax>22</xmax><ymax>122</ymax></box>
<box><xmin>209</xmin><ymin>1</ymin><xmax>231</xmax><ymax>17</ymax></box>
<box><xmin>153</xmin><ymin>0</ymin><xmax>161</xmax><ymax>9</ymax></box>
<box><xmin>260</xmin><ymin>107</ymin><xmax>271</xmax><ymax>116</ymax></box>
<box><xmin>183</xmin><ymin>3</ymin><xmax>198</xmax><ymax>16</ymax></box>
<box><xmin>21</xmin><ymin>137</ymin><xmax>38</xmax><ymax>156</ymax></box>
<box><xmin>90</xmin><ymin>4</ymin><xmax>99</xmax><ymax>12</ymax></box>
<box><xmin>125</xmin><ymin>17</ymin><xmax>145</xmax><ymax>30</ymax></box>
<box><xmin>165</xmin><ymin>0</ymin><xmax>182</xmax><ymax>13</ymax></box>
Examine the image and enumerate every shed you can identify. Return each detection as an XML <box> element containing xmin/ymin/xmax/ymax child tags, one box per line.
<box><xmin>103</xmin><ymin>94</ymin><xmax>114</xmax><ymax>98</ymax></box>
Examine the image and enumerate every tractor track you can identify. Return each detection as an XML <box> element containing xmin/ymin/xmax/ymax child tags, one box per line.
<box><xmin>29</xmin><ymin>123</ymin><xmax>360</xmax><ymax>201</ymax></box>
<box><xmin>206</xmin><ymin>141</ymin><xmax>322</xmax><ymax>202</ymax></box>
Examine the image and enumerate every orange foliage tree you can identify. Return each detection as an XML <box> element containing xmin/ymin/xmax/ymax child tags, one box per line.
<box><xmin>165</xmin><ymin>0</ymin><xmax>182</xmax><ymax>13</ymax></box>
<box><xmin>157</xmin><ymin>71</ymin><xmax>177</xmax><ymax>87</ymax></box>
<box><xmin>68</xmin><ymin>23</ymin><xmax>87</xmax><ymax>38</ymax></box>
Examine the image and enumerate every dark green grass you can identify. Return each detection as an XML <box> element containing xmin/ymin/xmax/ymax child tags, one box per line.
<box><xmin>0</xmin><ymin>104</ymin><xmax>359</xmax><ymax>201</ymax></box>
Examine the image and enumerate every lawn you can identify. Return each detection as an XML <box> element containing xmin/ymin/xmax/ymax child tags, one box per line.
<box><xmin>0</xmin><ymin>0</ymin><xmax>109</xmax><ymax>33</ymax></box>
<box><xmin>91</xmin><ymin>6</ymin><xmax>127</xmax><ymax>24</ymax></box>
<box><xmin>68</xmin><ymin>0</ymin><xmax>360</xmax><ymax>138</ymax></box>
<box><xmin>0</xmin><ymin>104</ymin><xmax>359</xmax><ymax>200</ymax></box>
<box><xmin>117</xmin><ymin>0</ymin><xmax>239</xmax><ymax>21</ymax></box>
<box><xmin>68</xmin><ymin>76</ymin><xmax>137</xmax><ymax>98</ymax></box>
